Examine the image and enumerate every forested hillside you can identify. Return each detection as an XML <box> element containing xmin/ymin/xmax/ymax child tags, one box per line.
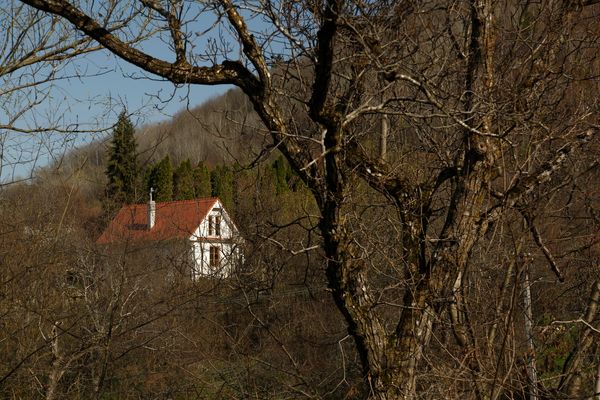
<box><xmin>2</xmin><ymin>1</ymin><xmax>600</xmax><ymax>399</ymax></box>
<box><xmin>135</xmin><ymin>88</ymin><xmax>263</xmax><ymax>167</ymax></box>
<box><xmin>56</xmin><ymin>88</ymin><xmax>261</xmax><ymax>194</ymax></box>
<box><xmin>3</xmin><ymin>76</ymin><xmax>599</xmax><ymax>399</ymax></box>
<box><xmin>0</xmin><ymin>90</ymin><xmax>357</xmax><ymax>399</ymax></box>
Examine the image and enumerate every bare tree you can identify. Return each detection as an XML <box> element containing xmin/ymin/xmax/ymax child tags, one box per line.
<box><xmin>11</xmin><ymin>0</ymin><xmax>600</xmax><ymax>398</ymax></box>
<box><xmin>0</xmin><ymin>1</ymin><xmax>157</xmax><ymax>185</ymax></box>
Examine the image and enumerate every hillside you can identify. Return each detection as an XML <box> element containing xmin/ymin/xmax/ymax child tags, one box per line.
<box><xmin>135</xmin><ymin>88</ymin><xmax>264</xmax><ymax>167</ymax></box>
<box><xmin>49</xmin><ymin>88</ymin><xmax>263</xmax><ymax>188</ymax></box>
<box><xmin>2</xmin><ymin>2</ymin><xmax>600</xmax><ymax>396</ymax></box>
<box><xmin>0</xmin><ymin>85</ymin><xmax>342</xmax><ymax>399</ymax></box>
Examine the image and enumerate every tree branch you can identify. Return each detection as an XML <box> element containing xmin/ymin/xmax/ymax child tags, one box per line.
<box><xmin>139</xmin><ymin>0</ymin><xmax>186</xmax><ymax>65</ymax></box>
<box><xmin>309</xmin><ymin>0</ymin><xmax>342</xmax><ymax>123</ymax></box>
<box><xmin>521</xmin><ymin>212</ymin><xmax>565</xmax><ymax>282</ymax></box>
<box><xmin>480</xmin><ymin>129</ymin><xmax>595</xmax><ymax>226</ymax></box>
<box><xmin>19</xmin><ymin>0</ymin><xmax>260</xmax><ymax>91</ymax></box>
<box><xmin>219</xmin><ymin>0</ymin><xmax>270</xmax><ymax>89</ymax></box>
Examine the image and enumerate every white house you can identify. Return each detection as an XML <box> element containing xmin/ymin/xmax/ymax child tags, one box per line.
<box><xmin>97</xmin><ymin>196</ymin><xmax>243</xmax><ymax>278</ymax></box>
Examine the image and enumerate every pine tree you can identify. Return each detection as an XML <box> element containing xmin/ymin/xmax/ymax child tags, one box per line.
<box><xmin>211</xmin><ymin>165</ymin><xmax>234</xmax><ymax>209</ymax></box>
<box><xmin>145</xmin><ymin>156</ymin><xmax>173</xmax><ymax>202</ymax></box>
<box><xmin>272</xmin><ymin>155</ymin><xmax>292</xmax><ymax>195</ymax></box>
<box><xmin>173</xmin><ymin>159</ymin><xmax>195</xmax><ymax>200</ymax></box>
<box><xmin>192</xmin><ymin>161</ymin><xmax>212</xmax><ymax>198</ymax></box>
<box><xmin>105</xmin><ymin>112</ymin><xmax>138</xmax><ymax>203</ymax></box>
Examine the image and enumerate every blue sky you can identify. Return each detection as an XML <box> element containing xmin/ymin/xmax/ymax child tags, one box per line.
<box><xmin>0</xmin><ymin>2</ymin><xmax>294</xmax><ymax>184</ymax></box>
<box><xmin>60</xmin><ymin>51</ymin><xmax>230</xmax><ymax>127</ymax></box>
<box><xmin>1</xmin><ymin>45</ymin><xmax>230</xmax><ymax>184</ymax></box>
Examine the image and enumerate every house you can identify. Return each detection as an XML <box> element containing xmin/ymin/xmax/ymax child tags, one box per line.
<box><xmin>97</xmin><ymin>195</ymin><xmax>242</xmax><ymax>278</ymax></box>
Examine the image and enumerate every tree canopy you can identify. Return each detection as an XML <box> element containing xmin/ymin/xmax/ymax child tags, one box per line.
<box><xmin>173</xmin><ymin>158</ymin><xmax>195</xmax><ymax>200</ymax></box>
<box><xmin>145</xmin><ymin>155</ymin><xmax>173</xmax><ymax>202</ymax></box>
<box><xmin>211</xmin><ymin>165</ymin><xmax>234</xmax><ymax>210</ymax></box>
<box><xmin>193</xmin><ymin>161</ymin><xmax>212</xmax><ymax>198</ymax></box>
<box><xmin>105</xmin><ymin>111</ymin><xmax>138</xmax><ymax>204</ymax></box>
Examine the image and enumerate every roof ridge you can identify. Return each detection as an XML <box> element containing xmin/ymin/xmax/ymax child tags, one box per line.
<box><xmin>97</xmin><ymin>197</ymin><xmax>222</xmax><ymax>244</ymax></box>
<box><xmin>133</xmin><ymin>197</ymin><xmax>218</xmax><ymax>206</ymax></box>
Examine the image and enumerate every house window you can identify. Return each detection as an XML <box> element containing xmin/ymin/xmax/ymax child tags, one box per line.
<box><xmin>209</xmin><ymin>246</ymin><xmax>220</xmax><ymax>268</ymax></box>
<box><xmin>208</xmin><ymin>215</ymin><xmax>221</xmax><ymax>236</ymax></box>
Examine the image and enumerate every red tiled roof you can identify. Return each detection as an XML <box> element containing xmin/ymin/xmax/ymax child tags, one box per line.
<box><xmin>96</xmin><ymin>198</ymin><xmax>219</xmax><ymax>244</ymax></box>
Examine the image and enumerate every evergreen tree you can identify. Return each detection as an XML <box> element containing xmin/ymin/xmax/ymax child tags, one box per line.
<box><xmin>261</xmin><ymin>163</ymin><xmax>278</xmax><ymax>197</ymax></box>
<box><xmin>105</xmin><ymin>112</ymin><xmax>138</xmax><ymax>203</ymax></box>
<box><xmin>192</xmin><ymin>161</ymin><xmax>212</xmax><ymax>198</ymax></box>
<box><xmin>272</xmin><ymin>155</ymin><xmax>292</xmax><ymax>195</ymax></box>
<box><xmin>145</xmin><ymin>156</ymin><xmax>173</xmax><ymax>202</ymax></box>
<box><xmin>210</xmin><ymin>165</ymin><xmax>234</xmax><ymax>209</ymax></box>
<box><xmin>173</xmin><ymin>159</ymin><xmax>195</xmax><ymax>200</ymax></box>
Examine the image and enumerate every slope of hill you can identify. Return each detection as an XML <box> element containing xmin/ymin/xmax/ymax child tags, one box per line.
<box><xmin>41</xmin><ymin>87</ymin><xmax>264</xmax><ymax>193</ymax></box>
<box><xmin>135</xmin><ymin>88</ymin><xmax>263</xmax><ymax>168</ymax></box>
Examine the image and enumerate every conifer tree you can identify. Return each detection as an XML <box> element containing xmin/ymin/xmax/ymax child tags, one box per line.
<box><xmin>210</xmin><ymin>165</ymin><xmax>233</xmax><ymax>209</ymax></box>
<box><xmin>261</xmin><ymin>163</ymin><xmax>278</xmax><ymax>197</ymax></box>
<box><xmin>105</xmin><ymin>112</ymin><xmax>138</xmax><ymax>203</ymax></box>
<box><xmin>272</xmin><ymin>155</ymin><xmax>292</xmax><ymax>195</ymax></box>
<box><xmin>145</xmin><ymin>156</ymin><xmax>173</xmax><ymax>202</ymax></box>
<box><xmin>192</xmin><ymin>161</ymin><xmax>212</xmax><ymax>198</ymax></box>
<box><xmin>173</xmin><ymin>159</ymin><xmax>195</xmax><ymax>200</ymax></box>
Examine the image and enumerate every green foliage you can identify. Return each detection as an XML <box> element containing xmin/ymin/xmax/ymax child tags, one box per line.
<box><xmin>105</xmin><ymin>112</ymin><xmax>138</xmax><ymax>203</ymax></box>
<box><xmin>193</xmin><ymin>161</ymin><xmax>212</xmax><ymax>198</ymax></box>
<box><xmin>211</xmin><ymin>165</ymin><xmax>234</xmax><ymax>210</ymax></box>
<box><xmin>145</xmin><ymin>156</ymin><xmax>173</xmax><ymax>202</ymax></box>
<box><xmin>173</xmin><ymin>159</ymin><xmax>195</xmax><ymax>200</ymax></box>
<box><xmin>271</xmin><ymin>155</ymin><xmax>294</xmax><ymax>195</ymax></box>
<box><xmin>260</xmin><ymin>164</ymin><xmax>277</xmax><ymax>197</ymax></box>
<box><xmin>538</xmin><ymin>316</ymin><xmax>582</xmax><ymax>380</ymax></box>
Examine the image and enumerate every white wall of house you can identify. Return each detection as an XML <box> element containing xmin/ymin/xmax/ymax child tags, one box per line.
<box><xmin>193</xmin><ymin>200</ymin><xmax>235</xmax><ymax>239</ymax></box>
<box><xmin>190</xmin><ymin>240</ymin><xmax>241</xmax><ymax>278</ymax></box>
<box><xmin>189</xmin><ymin>200</ymin><xmax>242</xmax><ymax>278</ymax></box>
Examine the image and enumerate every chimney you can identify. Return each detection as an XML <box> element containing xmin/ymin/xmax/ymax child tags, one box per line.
<box><xmin>148</xmin><ymin>188</ymin><xmax>155</xmax><ymax>229</ymax></box>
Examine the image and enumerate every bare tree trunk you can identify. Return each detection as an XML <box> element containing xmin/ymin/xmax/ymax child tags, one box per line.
<box><xmin>559</xmin><ymin>280</ymin><xmax>600</xmax><ymax>397</ymax></box>
<box><xmin>488</xmin><ymin>240</ymin><xmax>522</xmax><ymax>351</ymax></box>
<box><xmin>522</xmin><ymin>265</ymin><xmax>538</xmax><ymax>400</ymax></box>
<box><xmin>380</xmin><ymin>113</ymin><xmax>388</xmax><ymax>162</ymax></box>
<box><xmin>322</xmin><ymin>226</ymin><xmax>411</xmax><ymax>399</ymax></box>
<box><xmin>46</xmin><ymin>362</ymin><xmax>62</xmax><ymax>400</ymax></box>
<box><xmin>46</xmin><ymin>324</ymin><xmax>64</xmax><ymax>400</ymax></box>
<box><xmin>594</xmin><ymin>357</ymin><xmax>600</xmax><ymax>400</ymax></box>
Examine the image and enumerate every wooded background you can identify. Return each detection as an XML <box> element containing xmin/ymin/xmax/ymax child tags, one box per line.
<box><xmin>1</xmin><ymin>0</ymin><xmax>600</xmax><ymax>399</ymax></box>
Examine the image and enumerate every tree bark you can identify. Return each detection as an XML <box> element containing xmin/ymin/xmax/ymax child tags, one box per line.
<box><xmin>522</xmin><ymin>266</ymin><xmax>539</xmax><ymax>400</ymax></box>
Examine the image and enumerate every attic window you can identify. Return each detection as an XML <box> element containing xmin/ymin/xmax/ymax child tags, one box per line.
<box><xmin>209</xmin><ymin>215</ymin><xmax>221</xmax><ymax>236</ymax></box>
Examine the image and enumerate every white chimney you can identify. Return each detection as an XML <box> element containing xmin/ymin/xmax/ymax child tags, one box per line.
<box><xmin>148</xmin><ymin>188</ymin><xmax>155</xmax><ymax>229</ymax></box>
